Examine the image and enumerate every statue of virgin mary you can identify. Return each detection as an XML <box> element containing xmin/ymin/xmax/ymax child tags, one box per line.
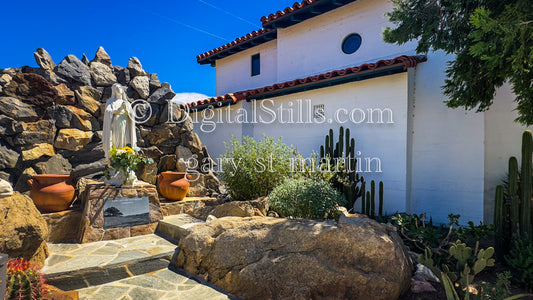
<box><xmin>102</xmin><ymin>83</ymin><xmax>138</xmax><ymax>185</ymax></box>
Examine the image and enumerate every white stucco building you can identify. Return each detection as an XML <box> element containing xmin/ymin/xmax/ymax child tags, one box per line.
<box><xmin>184</xmin><ymin>0</ymin><xmax>530</xmax><ymax>224</ymax></box>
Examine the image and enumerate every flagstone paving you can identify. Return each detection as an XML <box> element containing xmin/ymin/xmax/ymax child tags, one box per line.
<box><xmin>42</xmin><ymin>232</ymin><xmax>235</xmax><ymax>299</ymax></box>
<box><xmin>76</xmin><ymin>268</ymin><xmax>233</xmax><ymax>300</ymax></box>
<box><xmin>42</xmin><ymin>234</ymin><xmax>177</xmax><ymax>277</ymax></box>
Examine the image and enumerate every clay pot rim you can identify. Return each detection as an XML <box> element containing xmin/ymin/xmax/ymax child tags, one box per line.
<box><xmin>32</xmin><ymin>174</ymin><xmax>71</xmax><ymax>179</ymax></box>
<box><xmin>160</xmin><ymin>171</ymin><xmax>188</xmax><ymax>175</ymax></box>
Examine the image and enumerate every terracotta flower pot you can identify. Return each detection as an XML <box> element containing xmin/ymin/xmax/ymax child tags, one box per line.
<box><xmin>28</xmin><ymin>174</ymin><xmax>75</xmax><ymax>213</ymax></box>
<box><xmin>157</xmin><ymin>171</ymin><xmax>191</xmax><ymax>201</ymax></box>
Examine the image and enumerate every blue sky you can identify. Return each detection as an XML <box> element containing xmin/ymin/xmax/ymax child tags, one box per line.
<box><xmin>0</xmin><ymin>0</ymin><xmax>292</xmax><ymax>97</ymax></box>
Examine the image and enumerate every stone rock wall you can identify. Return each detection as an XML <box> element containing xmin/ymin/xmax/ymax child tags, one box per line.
<box><xmin>0</xmin><ymin>47</ymin><xmax>219</xmax><ymax>197</ymax></box>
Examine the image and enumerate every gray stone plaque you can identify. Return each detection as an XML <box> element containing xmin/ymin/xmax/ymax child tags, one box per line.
<box><xmin>103</xmin><ymin>196</ymin><xmax>150</xmax><ymax>229</ymax></box>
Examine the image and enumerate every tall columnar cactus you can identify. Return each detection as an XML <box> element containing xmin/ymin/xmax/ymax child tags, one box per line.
<box><xmin>509</xmin><ymin>157</ymin><xmax>520</xmax><ymax>238</ymax></box>
<box><xmin>379</xmin><ymin>181</ymin><xmax>384</xmax><ymax>217</ymax></box>
<box><xmin>494</xmin><ymin>130</ymin><xmax>533</xmax><ymax>256</ymax></box>
<box><xmin>494</xmin><ymin>184</ymin><xmax>506</xmax><ymax>258</ymax></box>
<box><xmin>370</xmin><ymin>180</ymin><xmax>376</xmax><ymax>218</ymax></box>
<box><xmin>521</xmin><ymin>131</ymin><xmax>532</xmax><ymax>238</ymax></box>
<box><xmin>319</xmin><ymin>126</ymin><xmax>385</xmax><ymax>218</ymax></box>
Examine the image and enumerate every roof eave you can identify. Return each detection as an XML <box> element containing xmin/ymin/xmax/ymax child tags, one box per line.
<box><xmin>247</xmin><ymin>62</ymin><xmax>407</xmax><ymax>100</ymax></box>
<box><xmin>197</xmin><ymin>30</ymin><xmax>277</xmax><ymax>65</ymax></box>
<box><xmin>262</xmin><ymin>0</ymin><xmax>358</xmax><ymax>29</ymax></box>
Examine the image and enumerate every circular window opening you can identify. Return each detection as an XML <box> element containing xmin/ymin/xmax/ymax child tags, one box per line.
<box><xmin>342</xmin><ymin>34</ymin><xmax>362</xmax><ymax>54</ymax></box>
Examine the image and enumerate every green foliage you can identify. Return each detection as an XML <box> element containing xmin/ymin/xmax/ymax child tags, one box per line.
<box><xmin>455</xmin><ymin>221</ymin><xmax>495</xmax><ymax>245</ymax></box>
<box><xmin>384</xmin><ymin>0</ymin><xmax>533</xmax><ymax>125</ymax></box>
<box><xmin>392</xmin><ymin>213</ymin><xmax>459</xmax><ymax>254</ymax></box>
<box><xmin>441</xmin><ymin>272</ymin><xmax>460</xmax><ymax>300</ymax></box>
<box><xmin>6</xmin><ymin>258</ymin><xmax>47</xmax><ymax>300</ymax></box>
<box><xmin>473</xmin><ymin>272</ymin><xmax>513</xmax><ymax>300</ymax></box>
<box><xmin>446</xmin><ymin>240</ymin><xmax>495</xmax><ymax>289</ymax></box>
<box><xmin>506</xmin><ymin>237</ymin><xmax>533</xmax><ymax>291</ymax></box>
<box><xmin>268</xmin><ymin>178</ymin><xmax>346</xmax><ymax>219</ymax></box>
<box><xmin>104</xmin><ymin>146</ymin><xmax>153</xmax><ymax>185</ymax></box>
<box><xmin>419</xmin><ymin>240</ymin><xmax>495</xmax><ymax>298</ymax></box>
<box><xmin>220</xmin><ymin>135</ymin><xmax>296</xmax><ymax>201</ymax></box>
<box><xmin>291</xmin><ymin>152</ymin><xmax>336</xmax><ymax>182</ymax></box>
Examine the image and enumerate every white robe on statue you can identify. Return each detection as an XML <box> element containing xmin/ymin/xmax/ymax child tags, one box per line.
<box><xmin>102</xmin><ymin>84</ymin><xmax>138</xmax><ymax>186</ymax></box>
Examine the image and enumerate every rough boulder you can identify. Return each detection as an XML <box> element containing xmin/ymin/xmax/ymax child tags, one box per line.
<box><xmin>0</xmin><ymin>192</ymin><xmax>50</xmax><ymax>267</ymax></box>
<box><xmin>175</xmin><ymin>215</ymin><xmax>412</xmax><ymax>300</ymax></box>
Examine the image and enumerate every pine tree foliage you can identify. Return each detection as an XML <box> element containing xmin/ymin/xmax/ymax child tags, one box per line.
<box><xmin>384</xmin><ymin>0</ymin><xmax>533</xmax><ymax>124</ymax></box>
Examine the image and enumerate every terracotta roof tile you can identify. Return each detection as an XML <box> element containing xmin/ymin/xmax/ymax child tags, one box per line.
<box><xmin>197</xmin><ymin>0</ymin><xmax>358</xmax><ymax>64</ymax></box>
<box><xmin>179</xmin><ymin>92</ymin><xmax>246</xmax><ymax>110</ymax></box>
<box><xmin>244</xmin><ymin>55</ymin><xmax>426</xmax><ymax>98</ymax></box>
<box><xmin>261</xmin><ymin>0</ymin><xmax>358</xmax><ymax>29</ymax></box>
<box><xmin>184</xmin><ymin>55</ymin><xmax>426</xmax><ymax>110</ymax></box>
<box><xmin>261</xmin><ymin>0</ymin><xmax>321</xmax><ymax>26</ymax></box>
<box><xmin>197</xmin><ymin>28</ymin><xmax>276</xmax><ymax>65</ymax></box>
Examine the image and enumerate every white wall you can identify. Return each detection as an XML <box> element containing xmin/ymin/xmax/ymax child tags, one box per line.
<box><xmin>215</xmin><ymin>40</ymin><xmax>278</xmax><ymax>96</ymax></box>
<box><xmin>483</xmin><ymin>84</ymin><xmax>532</xmax><ymax>223</ymax></box>
<box><xmin>190</xmin><ymin>101</ymin><xmax>244</xmax><ymax>160</ymax></box>
<box><xmin>275</xmin><ymin>0</ymin><xmax>418</xmax><ymax>82</ymax></box>
<box><xmin>199</xmin><ymin>0</ymin><xmax>526</xmax><ymax>224</ymax></box>
<box><xmin>409</xmin><ymin>51</ymin><xmax>485</xmax><ymax>224</ymax></box>
<box><xmin>243</xmin><ymin>73</ymin><xmax>409</xmax><ymax>214</ymax></box>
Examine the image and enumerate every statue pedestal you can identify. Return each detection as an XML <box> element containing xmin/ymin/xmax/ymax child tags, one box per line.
<box><xmin>78</xmin><ymin>182</ymin><xmax>162</xmax><ymax>243</ymax></box>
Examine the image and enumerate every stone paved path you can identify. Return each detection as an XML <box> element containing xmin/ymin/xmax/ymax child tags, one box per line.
<box><xmin>42</xmin><ymin>234</ymin><xmax>176</xmax><ymax>276</ymax></box>
<box><xmin>42</xmin><ymin>233</ymin><xmax>235</xmax><ymax>299</ymax></box>
<box><xmin>76</xmin><ymin>268</ymin><xmax>232</xmax><ymax>300</ymax></box>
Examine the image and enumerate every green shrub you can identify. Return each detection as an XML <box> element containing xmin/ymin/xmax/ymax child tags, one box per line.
<box><xmin>268</xmin><ymin>178</ymin><xmax>345</xmax><ymax>219</ymax></box>
<box><xmin>506</xmin><ymin>237</ymin><xmax>533</xmax><ymax>291</ymax></box>
<box><xmin>220</xmin><ymin>135</ymin><xmax>296</xmax><ymax>201</ymax></box>
<box><xmin>291</xmin><ymin>153</ymin><xmax>336</xmax><ymax>182</ymax></box>
<box><xmin>473</xmin><ymin>271</ymin><xmax>512</xmax><ymax>300</ymax></box>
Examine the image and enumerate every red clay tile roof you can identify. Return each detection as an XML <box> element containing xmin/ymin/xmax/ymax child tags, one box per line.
<box><xmin>197</xmin><ymin>28</ymin><xmax>277</xmax><ymax>65</ymax></box>
<box><xmin>261</xmin><ymin>0</ymin><xmax>319</xmax><ymax>24</ymax></box>
<box><xmin>182</xmin><ymin>55</ymin><xmax>426</xmax><ymax>110</ymax></box>
<box><xmin>245</xmin><ymin>55</ymin><xmax>425</xmax><ymax>98</ymax></box>
<box><xmin>261</xmin><ymin>0</ymin><xmax>358</xmax><ymax>28</ymax></box>
<box><xmin>197</xmin><ymin>0</ymin><xmax>358</xmax><ymax>64</ymax></box>
<box><xmin>181</xmin><ymin>92</ymin><xmax>246</xmax><ymax>110</ymax></box>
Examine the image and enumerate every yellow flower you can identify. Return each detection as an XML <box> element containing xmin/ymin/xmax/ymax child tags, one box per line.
<box><xmin>122</xmin><ymin>146</ymin><xmax>134</xmax><ymax>154</ymax></box>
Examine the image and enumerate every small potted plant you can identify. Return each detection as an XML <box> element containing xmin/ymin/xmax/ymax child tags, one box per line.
<box><xmin>5</xmin><ymin>258</ymin><xmax>47</xmax><ymax>299</ymax></box>
<box><xmin>103</xmin><ymin>146</ymin><xmax>153</xmax><ymax>186</ymax></box>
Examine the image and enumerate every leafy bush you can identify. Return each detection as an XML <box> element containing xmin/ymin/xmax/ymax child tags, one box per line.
<box><xmin>506</xmin><ymin>237</ymin><xmax>533</xmax><ymax>291</ymax></box>
<box><xmin>473</xmin><ymin>271</ymin><xmax>512</xmax><ymax>300</ymax></box>
<box><xmin>391</xmin><ymin>213</ymin><xmax>460</xmax><ymax>254</ymax></box>
<box><xmin>455</xmin><ymin>221</ymin><xmax>494</xmax><ymax>245</ymax></box>
<box><xmin>268</xmin><ymin>178</ymin><xmax>345</xmax><ymax>219</ymax></box>
<box><xmin>291</xmin><ymin>153</ymin><xmax>336</xmax><ymax>182</ymax></box>
<box><xmin>220</xmin><ymin>136</ymin><xmax>296</xmax><ymax>201</ymax></box>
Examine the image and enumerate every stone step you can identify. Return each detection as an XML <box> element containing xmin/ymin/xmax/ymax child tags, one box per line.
<box><xmin>42</xmin><ymin>234</ymin><xmax>177</xmax><ymax>291</ymax></box>
<box><xmin>156</xmin><ymin>214</ymin><xmax>205</xmax><ymax>243</ymax></box>
<box><xmin>76</xmin><ymin>266</ymin><xmax>233</xmax><ymax>300</ymax></box>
